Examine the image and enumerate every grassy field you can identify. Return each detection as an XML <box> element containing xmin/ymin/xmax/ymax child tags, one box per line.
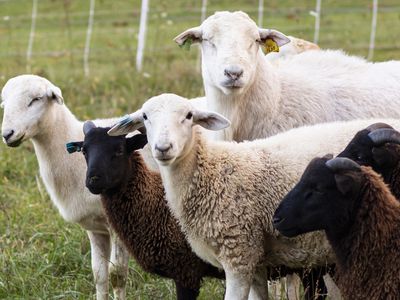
<box><xmin>0</xmin><ymin>0</ymin><xmax>400</xmax><ymax>299</ymax></box>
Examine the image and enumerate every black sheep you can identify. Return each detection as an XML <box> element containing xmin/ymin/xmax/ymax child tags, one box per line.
<box><xmin>273</xmin><ymin>157</ymin><xmax>400</xmax><ymax>300</ymax></box>
<box><xmin>67</xmin><ymin>121</ymin><xmax>224</xmax><ymax>300</ymax></box>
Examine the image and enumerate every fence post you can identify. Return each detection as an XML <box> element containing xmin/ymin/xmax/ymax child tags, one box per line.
<box><xmin>310</xmin><ymin>0</ymin><xmax>321</xmax><ymax>44</ymax></box>
<box><xmin>83</xmin><ymin>0</ymin><xmax>95</xmax><ymax>77</ymax></box>
<box><xmin>196</xmin><ymin>0</ymin><xmax>207</xmax><ymax>72</ymax></box>
<box><xmin>136</xmin><ymin>0</ymin><xmax>149</xmax><ymax>72</ymax></box>
<box><xmin>26</xmin><ymin>0</ymin><xmax>38</xmax><ymax>73</ymax></box>
<box><xmin>368</xmin><ymin>0</ymin><xmax>378</xmax><ymax>60</ymax></box>
<box><xmin>258</xmin><ymin>0</ymin><xmax>264</xmax><ymax>27</ymax></box>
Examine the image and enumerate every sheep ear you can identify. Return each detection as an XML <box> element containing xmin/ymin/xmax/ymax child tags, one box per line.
<box><xmin>259</xmin><ymin>29</ymin><xmax>291</xmax><ymax>48</ymax></box>
<box><xmin>108</xmin><ymin>110</ymin><xmax>144</xmax><ymax>136</ymax></box>
<box><xmin>174</xmin><ymin>27</ymin><xmax>202</xmax><ymax>50</ymax></box>
<box><xmin>193</xmin><ymin>110</ymin><xmax>231</xmax><ymax>131</ymax></box>
<box><xmin>334</xmin><ymin>174</ymin><xmax>355</xmax><ymax>195</ymax></box>
<box><xmin>126</xmin><ymin>134</ymin><xmax>148</xmax><ymax>154</ymax></box>
<box><xmin>83</xmin><ymin>121</ymin><xmax>96</xmax><ymax>135</ymax></box>
<box><xmin>47</xmin><ymin>84</ymin><xmax>64</xmax><ymax>105</ymax></box>
<box><xmin>66</xmin><ymin>141</ymin><xmax>83</xmax><ymax>154</ymax></box>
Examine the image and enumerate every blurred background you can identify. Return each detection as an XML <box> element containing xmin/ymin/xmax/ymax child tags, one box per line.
<box><xmin>0</xmin><ymin>0</ymin><xmax>399</xmax><ymax>298</ymax></box>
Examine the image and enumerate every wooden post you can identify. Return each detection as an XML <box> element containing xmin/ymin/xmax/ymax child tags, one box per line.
<box><xmin>368</xmin><ymin>0</ymin><xmax>378</xmax><ymax>60</ymax></box>
<box><xmin>136</xmin><ymin>0</ymin><xmax>149</xmax><ymax>72</ymax></box>
<box><xmin>26</xmin><ymin>0</ymin><xmax>38</xmax><ymax>73</ymax></box>
<box><xmin>84</xmin><ymin>0</ymin><xmax>95</xmax><ymax>77</ymax></box>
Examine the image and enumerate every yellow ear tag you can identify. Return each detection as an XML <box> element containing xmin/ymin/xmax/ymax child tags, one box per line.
<box><xmin>262</xmin><ymin>38</ymin><xmax>279</xmax><ymax>54</ymax></box>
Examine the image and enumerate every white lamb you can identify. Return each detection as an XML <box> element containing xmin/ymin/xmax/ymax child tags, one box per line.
<box><xmin>108</xmin><ymin>93</ymin><xmax>400</xmax><ymax>300</ymax></box>
<box><xmin>1</xmin><ymin>75</ymin><xmax>130</xmax><ymax>300</ymax></box>
<box><xmin>174</xmin><ymin>11</ymin><xmax>400</xmax><ymax>142</ymax></box>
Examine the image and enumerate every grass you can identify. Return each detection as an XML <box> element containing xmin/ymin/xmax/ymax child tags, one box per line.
<box><xmin>0</xmin><ymin>0</ymin><xmax>399</xmax><ymax>298</ymax></box>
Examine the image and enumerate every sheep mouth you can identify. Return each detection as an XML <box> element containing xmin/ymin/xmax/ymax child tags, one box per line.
<box><xmin>156</xmin><ymin>156</ymin><xmax>175</xmax><ymax>165</ymax></box>
<box><xmin>275</xmin><ymin>223</ymin><xmax>303</xmax><ymax>238</ymax></box>
<box><xmin>6</xmin><ymin>134</ymin><xmax>25</xmax><ymax>147</ymax></box>
<box><xmin>221</xmin><ymin>80</ymin><xmax>244</xmax><ymax>89</ymax></box>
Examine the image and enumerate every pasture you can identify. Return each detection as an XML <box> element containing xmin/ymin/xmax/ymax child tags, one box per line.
<box><xmin>0</xmin><ymin>0</ymin><xmax>399</xmax><ymax>298</ymax></box>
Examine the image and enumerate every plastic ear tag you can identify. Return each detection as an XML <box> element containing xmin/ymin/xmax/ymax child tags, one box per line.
<box><xmin>179</xmin><ymin>37</ymin><xmax>193</xmax><ymax>51</ymax></box>
<box><xmin>66</xmin><ymin>142</ymin><xmax>82</xmax><ymax>154</ymax></box>
<box><xmin>262</xmin><ymin>38</ymin><xmax>279</xmax><ymax>54</ymax></box>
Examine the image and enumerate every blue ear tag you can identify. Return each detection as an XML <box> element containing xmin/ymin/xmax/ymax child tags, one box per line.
<box><xmin>66</xmin><ymin>142</ymin><xmax>82</xmax><ymax>154</ymax></box>
<box><xmin>119</xmin><ymin>115</ymin><xmax>133</xmax><ymax>128</ymax></box>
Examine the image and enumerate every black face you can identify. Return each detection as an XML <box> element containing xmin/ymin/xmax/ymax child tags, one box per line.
<box><xmin>273</xmin><ymin>157</ymin><xmax>362</xmax><ymax>238</ymax></box>
<box><xmin>338</xmin><ymin>129</ymin><xmax>377</xmax><ymax>167</ymax></box>
<box><xmin>78</xmin><ymin>126</ymin><xmax>147</xmax><ymax>195</ymax></box>
<box><xmin>338</xmin><ymin>127</ymin><xmax>400</xmax><ymax>179</ymax></box>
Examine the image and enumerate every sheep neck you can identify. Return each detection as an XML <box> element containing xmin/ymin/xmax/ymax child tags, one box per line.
<box><xmin>157</xmin><ymin>128</ymin><xmax>201</xmax><ymax>223</ymax></box>
<box><xmin>385</xmin><ymin>164</ymin><xmax>400</xmax><ymax>200</ymax></box>
<box><xmin>100</xmin><ymin>152</ymin><xmax>178</xmax><ymax>261</ymax></box>
<box><xmin>205</xmin><ymin>51</ymin><xmax>280</xmax><ymax>142</ymax></box>
<box><xmin>327</xmin><ymin>167</ymin><xmax>400</xmax><ymax>296</ymax></box>
<box><xmin>30</xmin><ymin>104</ymin><xmax>105</xmax><ymax>228</ymax></box>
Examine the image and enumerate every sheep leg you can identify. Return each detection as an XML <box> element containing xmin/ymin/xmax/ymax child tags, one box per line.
<box><xmin>248</xmin><ymin>270</ymin><xmax>268</xmax><ymax>300</ymax></box>
<box><xmin>87</xmin><ymin>231</ymin><xmax>111</xmax><ymax>300</ymax></box>
<box><xmin>175</xmin><ymin>281</ymin><xmax>200</xmax><ymax>300</ymax></box>
<box><xmin>109</xmin><ymin>232</ymin><xmax>129</xmax><ymax>300</ymax></box>
<box><xmin>224</xmin><ymin>270</ymin><xmax>251</xmax><ymax>300</ymax></box>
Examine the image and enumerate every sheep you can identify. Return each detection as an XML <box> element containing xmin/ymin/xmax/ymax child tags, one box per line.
<box><xmin>273</xmin><ymin>157</ymin><xmax>400</xmax><ymax>300</ymax></box>
<box><xmin>66</xmin><ymin>121</ymin><xmax>225</xmax><ymax>299</ymax></box>
<box><xmin>337</xmin><ymin>123</ymin><xmax>400</xmax><ymax>199</ymax></box>
<box><xmin>174</xmin><ymin>11</ymin><xmax>400</xmax><ymax>142</ymax></box>
<box><xmin>107</xmin><ymin>93</ymin><xmax>400</xmax><ymax>300</ymax></box>
<box><xmin>0</xmin><ymin>74</ymin><xmax>130</xmax><ymax>300</ymax></box>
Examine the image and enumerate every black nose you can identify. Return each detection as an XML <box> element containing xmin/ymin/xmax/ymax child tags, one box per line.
<box><xmin>155</xmin><ymin>143</ymin><xmax>172</xmax><ymax>153</ymax></box>
<box><xmin>272</xmin><ymin>216</ymin><xmax>283</xmax><ymax>226</ymax></box>
<box><xmin>2</xmin><ymin>129</ymin><xmax>14</xmax><ymax>142</ymax></box>
<box><xmin>224</xmin><ymin>66</ymin><xmax>244</xmax><ymax>80</ymax></box>
<box><xmin>88</xmin><ymin>175</ymin><xmax>100</xmax><ymax>185</ymax></box>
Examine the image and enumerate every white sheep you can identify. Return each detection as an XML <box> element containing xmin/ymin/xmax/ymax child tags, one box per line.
<box><xmin>108</xmin><ymin>93</ymin><xmax>400</xmax><ymax>300</ymax></box>
<box><xmin>1</xmin><ymin>75</ymin><xmax>129</xmax><ymax>300</ymax></box>
<box><xmin>174</xmin><ymin>11</ymin><xmax>400</xmax><ymax>142</ymax></box>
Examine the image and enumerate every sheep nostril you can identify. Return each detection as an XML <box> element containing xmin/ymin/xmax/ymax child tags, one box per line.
<box><xmin>272</xmin><ymin>216</ymin><xmax>283</xmax><ymax>225</ymax></box>
<box><xmin>224</xmin><ymin>66</ymin><xmax>244</xmax><ymax>80</ymax></box>
<box><xmin>155</xmin><ymin>143</ymin><xmax>172</xmax><ymax>153</ymax></box>
<box><xmin>89</xmin><ymin>176</ymin><xmax>100</xmax><ymax>184</ymax></box>
<box><xmin>2</xmin><ymin>129</ymin><xmax>14</xmax><ymax>142</ymax></box>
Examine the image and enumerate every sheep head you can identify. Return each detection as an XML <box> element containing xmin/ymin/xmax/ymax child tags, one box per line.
<box><xmin>273</xmin><ymin>156</ymin><xmax>363</xmax><ymax>238</ymax></box>
<box><xmin>174</xmin><ymin>11</ymin><xmax>290</xmax><ymax>96</ymax></box>
<box><xmin>1</xmin><ymin>74</ymin><xmax>64</xmax><ymax>147</ymax></box>
<box><xmin>108</xmin><ymin>93</ymin><xmax>230</xmax><ymax>167</ymax></box>
<box><xmin>67</xmin><ymin>121</ymin><xmax>147</xmax><ymax>195</ymax></box>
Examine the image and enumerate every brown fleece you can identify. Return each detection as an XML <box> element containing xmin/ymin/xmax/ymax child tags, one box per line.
<box><xmin>101</xmin><ymin>151</ymin><xmax>224</xmax><ymax>291</ymax></box>
<box><xmin>330</xmin><ymin>166</ymin><xmax>400</xmax><ymax>300</ymax></box>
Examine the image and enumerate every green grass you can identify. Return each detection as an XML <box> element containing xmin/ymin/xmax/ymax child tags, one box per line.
<box><xmin>0</xmin><ymin>0</ymin><xmax>399</xmax><ymax>298</ymax></box>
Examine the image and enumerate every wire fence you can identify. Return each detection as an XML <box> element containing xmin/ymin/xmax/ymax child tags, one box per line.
<box><xmin>0</xmin><ymin>0</ymin><xmax>399</xmax><ymax>78</ymax></box>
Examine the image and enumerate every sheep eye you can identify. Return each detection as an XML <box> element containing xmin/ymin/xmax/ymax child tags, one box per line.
<box><xmin>186</xmin><ymin>112</ymin><xmax>193</xmax><ymax>120</ymax></box>
<box><xmin>143</xmin><ymin>113</ymin><xmax>148</xmax><ymax>120</ymax></box>
<box><xmin>28</xmin><ymin>97</ymin><xmax>42</xmax><ymax>107</ymax></box>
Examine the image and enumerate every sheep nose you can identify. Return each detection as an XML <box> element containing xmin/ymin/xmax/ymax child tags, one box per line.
<box><xmin>155</xmin><ymin>143</ymin><xmax>172</xmax><ymax>154</ymax></box>
<box><xmin>272</xmin><ymin>216</ymin><xmax>283</xmax><ymax>226</ymax></box>
<box><xmin>89</xmin><ymin>175</ymin><xmax>100</xmax><ymax>184</ymax></box>
<box><xmin>2</xmin><ymin>129</ymin><xmax>14</xmax><ymax>142</ymax></box>
<box><xmin>224</xmin><ymin>66</ymin><xmax>244</xmax><ymax>80</ymax></box>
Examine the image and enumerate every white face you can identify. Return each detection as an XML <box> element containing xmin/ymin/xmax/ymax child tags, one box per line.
<box><xmin>174</xmin><ymin>11</ymin><xmax>290</xmax><ymax>96</ymax></box>
<box><xmin>108</xmin><ymin>93</ymin><xmax>230</xmax><ymax>167</ymax></box>
<box><xmin>1</xmin><ymin>75</ymin><xmax>63</xmax><ymax>147</ymax></box>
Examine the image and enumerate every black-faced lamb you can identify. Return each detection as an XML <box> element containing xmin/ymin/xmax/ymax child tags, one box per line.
<box><xmin>273</xmin><ymin>157</ymin><xmax>400</xmax><ymax>300</ymax></box>
<box><xmin>67</xmin><ymin>121</ymin><xmax>225</xmax><ymax>300</ymax></box>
